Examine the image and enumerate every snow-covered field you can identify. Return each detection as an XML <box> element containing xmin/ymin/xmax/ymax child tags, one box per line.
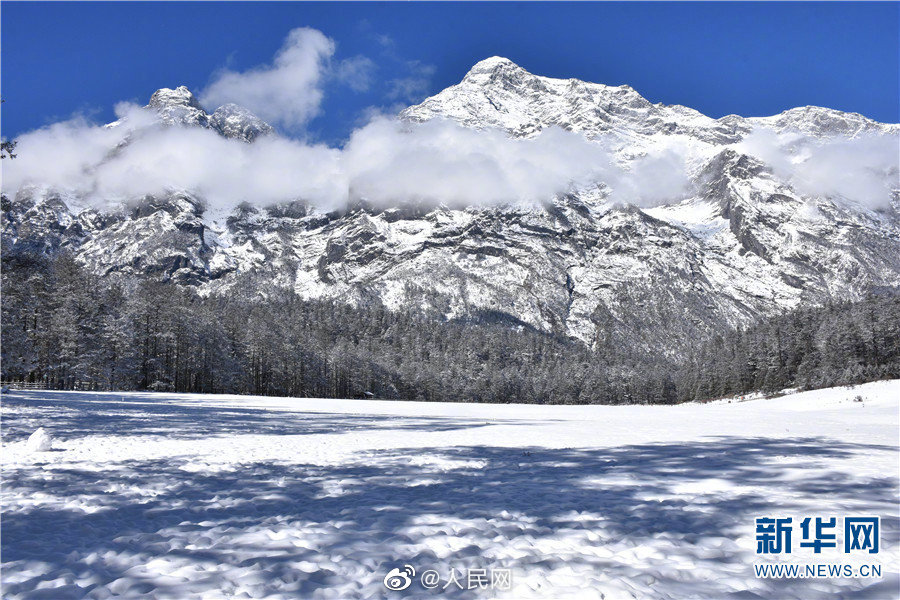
<box><xmin>1</xmin><ymin>381</ymin><xmax>898</xmax><ymax>599</ymax></box>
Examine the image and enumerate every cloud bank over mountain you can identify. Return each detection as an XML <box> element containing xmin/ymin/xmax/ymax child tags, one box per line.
<box><xmin>5</xmin><ymin>110</ymin><xmax>687</xmax><ymax>211</ymax></box>
<box><xmin>2</xmin><ymin>27</ymin><xmax>897</xmax><ymax>214</ymax></box>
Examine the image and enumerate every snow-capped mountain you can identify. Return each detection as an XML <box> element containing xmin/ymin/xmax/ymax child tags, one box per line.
<box><xmin>3</xmin><ymin>58</ymin><xmax>899</xmax><ymax>356</ymax></box>
<box><xmin>109</xmin><ymin>85</ymin><xmax>274</xmax><ymax>142</ymax></box>
<box><xmin>402</xmin><ymin>57</ymin><xmax>896</xmax><ymax>142</ymax></box>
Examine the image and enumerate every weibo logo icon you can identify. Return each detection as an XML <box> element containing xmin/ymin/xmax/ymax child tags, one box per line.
<box><xmin>383</xmin><ymin>564</ymin><xmax>416</xmax><ymax>591</ymax></box>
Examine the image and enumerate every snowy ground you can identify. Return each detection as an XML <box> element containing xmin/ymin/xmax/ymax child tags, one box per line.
<box><xmin>1</xmin><ymin>381</ymin><xmax>898</xmax><ymax>599</ymax></box>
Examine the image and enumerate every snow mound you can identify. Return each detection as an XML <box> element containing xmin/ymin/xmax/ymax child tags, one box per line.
<box><xmin>25</xmin><ymin>427</ymin><xmax>53</xmax><ymax>452</ymax></box>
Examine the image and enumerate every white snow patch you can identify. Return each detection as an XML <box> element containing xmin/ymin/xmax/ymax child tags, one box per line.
<box><xmin>25</xmin><ymin>427</ymin><xmax>53</xmax><ymax>452</ymax></box>
<box><xmin>1</xmin><ymin>380</ymin><xmax>898</xmax><ymax>599</ymax></box>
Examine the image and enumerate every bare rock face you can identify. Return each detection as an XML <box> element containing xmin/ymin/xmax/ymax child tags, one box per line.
<box><xmin>3</xmin><ymin>59</ymin><xmax>899</xmax><ymax>358</ymax></box>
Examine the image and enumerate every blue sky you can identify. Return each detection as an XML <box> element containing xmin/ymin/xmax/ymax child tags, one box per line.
<box><xmin>2</xmin><ymin>2</ymin><xmax>898</xmax><ymax>143</ymax></box>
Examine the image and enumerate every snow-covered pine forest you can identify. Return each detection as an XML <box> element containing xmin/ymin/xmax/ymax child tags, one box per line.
<box><xmin>2</xmin><ymin>252</ymin><xmax>900</xmax><ymax>404</ymax></box>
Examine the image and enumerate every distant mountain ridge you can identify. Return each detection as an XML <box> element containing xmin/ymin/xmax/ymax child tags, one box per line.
<box><xmin>403</xmin><ymin>57</ymin><xmax>896</xmax><ymax>141</ymax></box>
<box><xmin>105</xmin><ymin>84</ymin><xmax>275</xmax><ymax>142</ymax></box>
<box><xmin>3</xmin><ymin>57</ymin><xmax>899</xmax><ymax>357</ymax></box>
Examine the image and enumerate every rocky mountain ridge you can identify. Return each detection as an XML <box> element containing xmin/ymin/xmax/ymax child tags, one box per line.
<box><xmin>108</xmin><ymin>85</ymin><xmax>274</xmax><ymax>142</ymax></box>
<box><xmin>3</xmin><ymin>58</ymin><xmax>899</xmax><ymax>356</ymax></box>
<box><xmin>403</xmin><ymin>57</ymin><xmax>897</xmax><ymax>143</ymax></box>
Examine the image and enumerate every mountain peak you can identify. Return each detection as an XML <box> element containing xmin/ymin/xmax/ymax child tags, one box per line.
<box><xmin>148</xmin><ymin>86</ymin><xmax>202</xmax><ymax>110</ymax></box>
<box><xmin>209</xmin><ymin>104</ymin><xmax>274</xmax><ymax>142</ymax></box>
<box><xmin>137</xmin><ymin>86</ymin><xmax>274</xmax><ymax>142</ymax></box>
<box><xmin>470</xmin><ymin>56</ymin><xmax>521</xmax><ymax>70</ymax></box>
<box><xmin>463</xmin><ymin>56</ymin><xmax>527</xmax><ymax>80</ymax></box>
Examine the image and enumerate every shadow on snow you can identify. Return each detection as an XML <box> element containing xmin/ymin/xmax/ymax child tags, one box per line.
<box><xmin>2</xmin><ymin>432</ymin><xmax>897</xmax><ymax>599</ymax></box>
<box><xmin>0</xmin><ymin>390</ymin><xmax>549</xmax><ymax>443</ymax></box>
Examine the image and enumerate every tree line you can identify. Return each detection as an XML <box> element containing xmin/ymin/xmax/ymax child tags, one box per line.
<box><xmin>2</xmin><ymin>252</ymin><xmax>898</xmax><ymax>404</ymax></box>
<box><xmin>678</xmin><ymin>293</ymin><xmax>900</xmax><ymax>400</ymax></box>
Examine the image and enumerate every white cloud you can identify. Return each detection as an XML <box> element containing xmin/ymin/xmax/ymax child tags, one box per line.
<box><xmin>342</xmin><ymin>117</ymin><xmax>617</xmax><ymax>208</ymax></box>
<box><xmin>91</xmin><ymin>127</ymin><xmax>344</xmax><ymax>210</ymax></box>
<box><xmin>333</xmin><ymin>55</ymin><xmax>376</xmax><ymax>92</ymax></box>
<box><xmin>200</xmin><ymin>27</ymin><xmax>335</xmax><ymax>131</ymax></box>
<box><xmin>375</xmin><ymin>34</ymin><xmax>395</xmax><ymax>49</ymax></box>
<box><xmin>2</xmin><ymin>107</ymin><xmax>345</xmax><ymax>211</ymax></box>
<box><xmin>736</xmin><ymin>128</ymin><xmax>899</xmax><ymax>210</ymax></box>
<box><xmin>2</xmin><ymin>108</ymin><xmax>695</xmax><ymax>213</ymax></box>
<box><xmin>386</xmin><ymin>61</ymin><xmax>435</xmax><ymax>103</ymax></box>
<box><xmin>609</xmin><ymin>138</ymin><xmax>697</xmax><ymax>207</ymax></box>
<box><xmin>1</xmin><ymin>117</ymin><xmax>126</xmax><ymax>196</ymax></box>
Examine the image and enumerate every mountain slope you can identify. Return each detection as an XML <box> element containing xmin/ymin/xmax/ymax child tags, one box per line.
<box><xmin>3</xmin><ymin>59</ymin><xmax>899</xmax><ymax>357</ymax></box>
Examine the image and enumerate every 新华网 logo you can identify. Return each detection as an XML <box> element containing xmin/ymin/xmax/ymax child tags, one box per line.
<box><xmin>756</xmin><ymin>515</ymin><xmax>879</xmax><ymax>555</ymax></box>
